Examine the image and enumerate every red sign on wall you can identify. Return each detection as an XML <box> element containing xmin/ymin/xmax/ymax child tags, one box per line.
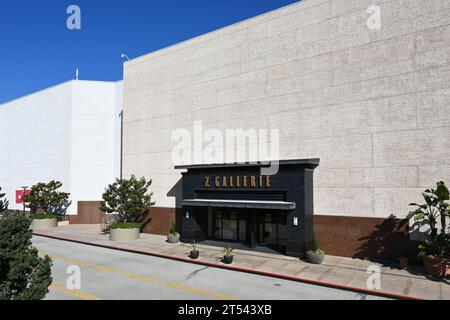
<box><xmin>16</xmin><ymin>190</ymin><xmax>31</xmax><ymax>204</ymax></box>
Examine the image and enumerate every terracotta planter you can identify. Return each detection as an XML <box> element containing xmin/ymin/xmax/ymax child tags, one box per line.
<box><xmin>423</xmin><ymin>255</ymin><xmax>449</xmax><ymax>277</ymax></box>
<box><xmin>31</xmin><ymin>218</ymin><xmax>57</xmax><ymax>230</ymax></box>
<box><xmin>398</xmin><ymin>256</ymin><xmax>409</xmax><ymax>269</ymax></box>
<box><xmin>110</xmin><ymin>228</ymin><xmax>140</xmax><ymax>242</ymax></box>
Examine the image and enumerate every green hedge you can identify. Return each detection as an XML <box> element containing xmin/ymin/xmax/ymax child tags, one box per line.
<box><xmin>110</xmin><ymin>222</ymin><xmax>141</xmax><ymax>230</ymax></box>
<box><xmin>31</xmin><ymin>214</ymin><xmax>58</xmax><ymax>220</ymax></box>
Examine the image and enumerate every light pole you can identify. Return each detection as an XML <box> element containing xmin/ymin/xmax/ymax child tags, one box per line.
<box><xmin>119</xmin><ymin>110</ymin><xmax>123</xmax><ymax>181</ymax></box>
<box><xmin>119</xmin><ymin>53</ymin><xmax>130</xmax><ymax>181</ymax></box>
<box><xmin>21</xmin><ymin>185</ymin><xmax>28</xmax><ymax>213</ymax></box>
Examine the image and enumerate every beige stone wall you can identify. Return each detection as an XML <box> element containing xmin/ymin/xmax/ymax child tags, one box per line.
<box><xmin>123</xmin><ymin>0</ymin><xmax>450</xmax><ymax>218</ymax></box>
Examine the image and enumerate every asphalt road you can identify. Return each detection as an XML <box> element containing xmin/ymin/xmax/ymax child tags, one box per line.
<box><xmin>32</xmin><ymin>236</ymin><xmax>387</xmax><ymax>300</ymax></box>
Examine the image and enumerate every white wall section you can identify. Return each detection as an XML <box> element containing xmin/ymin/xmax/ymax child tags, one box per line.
<box><xmin>0</xmin><ymin>80</ymin><xmax>122</xmax><ymax>214</ymax></box>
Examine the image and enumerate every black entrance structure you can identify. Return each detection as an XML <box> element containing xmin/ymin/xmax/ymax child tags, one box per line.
<box><xmin>175</xmin><ymin>159</ymin><xmax>320</xmax><ymax>258</ymax></box>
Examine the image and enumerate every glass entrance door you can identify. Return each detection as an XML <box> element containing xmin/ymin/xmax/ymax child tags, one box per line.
<box><xmin>212</xmin><ymin>208</ymin><xmax>247</xmax><ymax>242</ymax></box>
<box><xmin>257</xmin><ymin>211</ymin><xmax>287</xmax><ymax>251</ymax></box>
<box><xmin>210</xmin><ymin>208</ymin><xmax>287</xmax><ymax>252</ymax></box>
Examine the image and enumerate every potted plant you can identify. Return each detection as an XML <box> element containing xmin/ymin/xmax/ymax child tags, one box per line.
<box><xmin>306</xmin><ymin>237</ymin><xmax>325</xmax><ymax>264</ymax></box>
<box><xmin>419</xmin><ymin>240</ymin><xmax>449</xmax><ymax>277</ymax></box>
<box><xmin>222</xmin><ymin>247</ymin><xmax>234</xmax><ymax>264</ymax></box>
<box><xmin>100</xmin><ymin>175</ymin><xmax>155</xmax><ymax>242</ymax></box>
<box><xmin>189</xmin><ymin>241</ymin><xmax>199</xmax><ymax>259</ymax></box>
<box><xmin>408</xmin><ymin>181</ymin><xmax>450</xmax><ymax>277</ymax></box>
<box><xmin>30</xmin><ymin>213</ymin><xmax>59</xmax><ymax>229</ymax></box>
<box><xmin>167</xmin><ymin>222</ymin><xmax>180</xmax><ymax>243</ymax></box>
<box><xmin>22</xmin><ymin>181</ymin><xmax>71</xmax><ymax>230</ymax></box>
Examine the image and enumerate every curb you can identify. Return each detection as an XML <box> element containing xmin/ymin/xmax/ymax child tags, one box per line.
<box><xmin>33</xmin><ymin>232</ymin><xmax>424</xmax><ymax>301</ymax></box>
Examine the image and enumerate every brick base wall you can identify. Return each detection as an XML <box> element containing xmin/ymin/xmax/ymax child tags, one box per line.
<box><xmin>70</xmin><ymin>202</ymin><xmax>175</xmax><ymax>236</ymax></box>
<box><xmin>69</xmin><ymin>201</ymin><xmax>105</xmax><ymax>224</ymax></box>
<box><xmin>140</xmin><ymin>207</ymin><xmax>176</xmax><ymax>235</ymax></box>
<box><xmin>315</xmin><ymin>215</ymin><xmax>419</xmax><ymax>262</ymax></box>
<box><xmin>70</xmin><ymin>202</ymin><xmax>418</xmax><ymax>261</ymax></box>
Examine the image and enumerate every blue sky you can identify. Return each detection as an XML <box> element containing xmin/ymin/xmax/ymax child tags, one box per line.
<box><xmin>0</xmin><ymin>0</ymin><xmax>298</xmax><ymax>104</ymax></box>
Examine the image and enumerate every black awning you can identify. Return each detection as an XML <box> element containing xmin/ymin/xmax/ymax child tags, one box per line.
<box><xmin>181</xmin><ymin>198</ymin><xmax>296</xmax><ymax>210</ymax></box>
<box><xmin>175</xmin><ymin>158</ymin><xmax>319</xmax><ymax>170</ymax></box>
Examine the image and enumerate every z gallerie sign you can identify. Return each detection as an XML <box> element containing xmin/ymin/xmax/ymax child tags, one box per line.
<box><xmin>203</xmin><ymin>175</ymin><xmax>271</xmax><ymax>189</ymax></box>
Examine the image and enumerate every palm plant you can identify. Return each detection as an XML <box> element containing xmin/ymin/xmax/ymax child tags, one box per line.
<box><xmin>223</xmin><ymin>247</ymin><xmax>234</xmax><ymax>257</ymax></box>
<box><xmin>408</xmin><ymin>181</ymin><xmax>450</xmax><ymax>257</ymax></box>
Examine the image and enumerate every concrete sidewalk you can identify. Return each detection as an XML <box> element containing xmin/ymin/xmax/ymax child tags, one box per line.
<box><xmin>33</xmin><ymin>225</ymin><xmax>450</xmax><ymax>300</ymax></box>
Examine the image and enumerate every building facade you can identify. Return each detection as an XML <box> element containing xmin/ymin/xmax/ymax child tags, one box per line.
<box><xmin>122</xmin><ymin>0</ymin><xmax>450</xmax><ymax>259</ymax></box>
<box><xmin>0</xmin><ymin>80</ymin><xmax>122</xmax><ymax>215</ymax></box>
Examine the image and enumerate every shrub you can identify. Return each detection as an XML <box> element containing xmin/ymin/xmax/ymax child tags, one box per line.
<box><xmin>30</xmin><ymin>214</ymin><xmax>58</xmax><ymax>220</ymax></box>
<box><xmin>22</xmin><ymin>181</ymin><xmax>71</xmax><ymax>219</ymax></box>
<box><xmin>1</xmin><ymin>209</ymin><xmax>23</xmax><ymax>215</ymax></box>
<box><xmin>0</xmin><ymin>213</ymin><xmax>52</xmax><ymax>300</ymax></box>
<box><xmin>100</xmin><ymin>175</ymin><xmax>155</xmax><ymax>224</ymax></box>
<box><xmin>0</xmin><ymin>187</ymin><xmax>8</xmax><ymax>214</ymax></box>
<box><xmin>109</xmin><ymin>222</ymin><xmax>141</xmax><ymax>230</ymax></box>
